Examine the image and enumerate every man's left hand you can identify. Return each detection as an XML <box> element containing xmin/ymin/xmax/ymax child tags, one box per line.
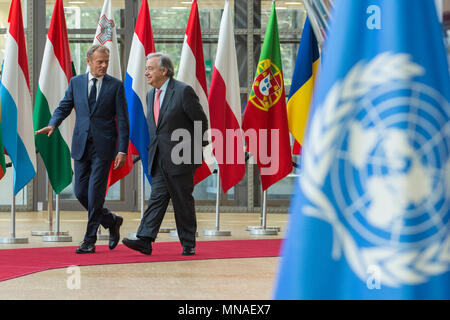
<box><xmin>114</xmin><ymin>153</ymin><xmax>127</xmax><ymax>170</ymax></box>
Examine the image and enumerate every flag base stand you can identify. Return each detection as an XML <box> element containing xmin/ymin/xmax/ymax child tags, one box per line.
<box><xmin>170</xmin><ymin>230</ymin><xmax>198</xmax><ymax>238</ymax></box>
<box><xmin>42</xmin><ymin>233</ymin><xmax>72</xmax><ymax>242</ymax></box>
<box><xmin>128</xmin><ymin>232</ymin><xmax>138</xmax><ymax>240</ymax></box>
<box><xmin>203</xmin><ymin>229</ymin><xmax>231</xmax><ymax>236</ymax></box>
<box><xmin>97</xmin><ymin>227</ymin><xmax>109</xmax><ymax>241</ymax></box>
<box><xmin>203</xmin><ymin>170</ymin><xmax>231</xmax><ymax>237</ymax></box>
<box><xmin>0</xmin><ymin>237</ymin><xmax>28</xmax><ymax>244</ymax></box>
<box><xmin>245</xmin><ymin>226</ymin><xmax>280</xmax><ymax>232</ymax></box>
<box><xmin>0</xmin><ymin>184</ymin><xmax>29</xmax><ymax>245</ymax></box>
<box><xmin>159</xmin><ymin>227</ymin><xmax>176</xmax><ymax>233</ymax></box>
<box><xmin>32</xmin><ymin>230</ymin><xmax>69</xmax><ymax>236</ymax></box>
<box><xmin>249</xmin><ymin>228</ymin><xmax>278</xmax><ymax>236</ymax></box>
<box><xmin>248</xmin><ymin>190</ymin><xmax>279</xmax><ymax>236</ymax></box>
<box><xmin>40</xmin><ymin>194</ymin><xmax>73</xmax><ymax>243</ymax></box>
<box><xmin>97</xmin><ymin>234</ymin><xmax>109</xmax><ymax>241</ymax></box>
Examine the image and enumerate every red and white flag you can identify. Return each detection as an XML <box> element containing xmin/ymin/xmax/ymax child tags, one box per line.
<box><xmin>177</xmin><ymin>0</ymin><xmax>214</xmax><ymax>185</ymax></box>
<box><xmin>208</xmin><ymin>0</ymin><xmax>245</xmax><ymax>193</ymax></box>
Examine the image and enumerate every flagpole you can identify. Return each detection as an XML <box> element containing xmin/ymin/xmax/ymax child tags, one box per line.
<box><xmin>42</xmin><ymin>193</ymin><xmax>72</xmax><ymax>242</ymax></box>
<box><xmin>33</xmin><ymin>178</ymin><xmax>69</xmax><ymax>238</ymax></box>
<box><xmin>31</xmin><ymin>181</ymin><xmax>54</xmax><ymax>236</ymax></box>
<box><xmin>203</xmin><ymin>168</ymin><xmax>231</xmax><ymax>236</ymax></box>
<box><xmin>250</xmin><ymin>188</ymin><xmax>278</xmax><ymax>235</ymax></box>
<box><xmin>0</xmin><ymin>167</ymin><xmax>28</xmax><ymax>244</ymax></box>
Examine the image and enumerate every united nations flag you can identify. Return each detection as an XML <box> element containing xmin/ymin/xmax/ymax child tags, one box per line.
<box><xmin>275</xmin><ymin>0</ymin><xmax>450</xmax><ymax>300</ymax></box>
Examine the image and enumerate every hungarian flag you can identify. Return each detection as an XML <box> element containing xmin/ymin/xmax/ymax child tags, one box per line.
<box><xmin>0</xmin><ymin>99</ymin><xmax>5</xmax><ymax>180</ymax></box>
<box><xmin>91</xmin><ymin>0</ymin><xmax>134</xmax><ymax>192</ymax></box>
<box><xmin>33</xmin><ymin>0</ymin><xmax>73</xmax><ymax>194</ymax></box>
<box><xmin>242</xmin><ymin>2</ymin><xmax>292</xmax><ymax>191</ymax></box>
<box><xmin>208</xmin><ymin>0</ymin><xmax>245</xmax><ymax>193</ymax></box>
<box><xmin>178</xmin><ymin>0</ymin><xmax>215</xmax><ymax>185</ymax></box>
<box><xmin>125</xmin><ymin>0</ymin><xmax>155</xmax><ymax>184</ymax></box>
<box><xmin>1</xmin><ymin>0</ymin><xmax>37</xmax><ymax>195</ymax></box>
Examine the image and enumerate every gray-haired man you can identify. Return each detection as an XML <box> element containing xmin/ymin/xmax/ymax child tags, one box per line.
<box><xmin>122</xmin><ymin>52</ymin><xmax>208</xmax><ymax>256</ymax></box>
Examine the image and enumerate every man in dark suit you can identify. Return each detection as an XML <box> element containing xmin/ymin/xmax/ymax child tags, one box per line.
<box><xmin>122</xmin><ymin>52</ymin><xmax>208</xmax><ymax>256</ymax></box>
<box><xmin>35</xmin><ymin>45</ymin><xmax>129</xmax><ymax>254</ymax></box>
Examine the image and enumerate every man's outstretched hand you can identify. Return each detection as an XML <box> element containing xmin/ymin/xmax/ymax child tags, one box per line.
<box><xmin>35</xmin><ymin>126</ymin><xmax>56</xmax><ymax>137</ymax></box>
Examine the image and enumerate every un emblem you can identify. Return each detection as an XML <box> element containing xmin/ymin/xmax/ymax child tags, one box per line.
<box><xmin>301</xmin><ymin>52</ymin><xmax>450</xmax><ymax>287</ymax></box>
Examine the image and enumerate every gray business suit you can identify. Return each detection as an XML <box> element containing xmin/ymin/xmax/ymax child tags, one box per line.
<box><xmin>137</xmin><ymin>78</ymin><xmax>208</xmax><ymax>248</ymax></box>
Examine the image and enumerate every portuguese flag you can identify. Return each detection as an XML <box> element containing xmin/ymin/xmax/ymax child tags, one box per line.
<box><xmin>0</xmin><ymin>99</ymin><xmax>5</xmax><ymax>180</ymax></box>
<box><xmin>33</xmin><ymin>0</ymin><xmax>73</xmax><ymax>194</ymax></box>
<box><xmin>242</xmin><ymin>2</ymin><xmax>292</xmax><ymax>191</ymax></box>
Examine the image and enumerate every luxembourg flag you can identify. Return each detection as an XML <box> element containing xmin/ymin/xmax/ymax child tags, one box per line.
<box><xmin>208</xmin><ymin>0</ymin><xmax>245</xmax><ymax>193</ymax></box>
<box><xmin>178</xmin><ymin>0</ymin><xmax>214</xmax><ymax>185</ymax></box>
<box><xmin>0</xmin><ymin>0</ymin><xmax>37</xmax><ymax>195</ymax></box>
<box><xmin>124</xmin><ymin>0</ymin><xmax>155</xmax><ymax>183</ymax></box>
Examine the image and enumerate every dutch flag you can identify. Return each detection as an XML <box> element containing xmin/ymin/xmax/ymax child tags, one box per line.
<box><xmin>124</xmin><ymin>0</ymin><xmax>155</xmax><ymax>184</ymax></box>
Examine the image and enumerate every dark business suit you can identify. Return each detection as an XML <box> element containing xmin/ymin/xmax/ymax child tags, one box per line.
<box><xmin>49</xmin><ymin>73</ymin><xmax>129</xmax><ymax>243</ymax></box>
<box><xmin>136</xmin><ymin>78</ymin><xmax>208</xmax><ymax>248</ymax></box>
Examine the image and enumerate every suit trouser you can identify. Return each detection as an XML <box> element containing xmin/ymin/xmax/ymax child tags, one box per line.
<box><xmin>74</xmin><ymin>139</ymin><xmax>116</xmax><ymax>243</ymax></box>
<box><xmin>137</xmin><ymin>157</ymin><xmax>197</xmax><ymax>248</ymax></box>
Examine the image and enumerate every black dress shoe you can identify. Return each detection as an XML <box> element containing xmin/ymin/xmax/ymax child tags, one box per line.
<box><xmin>122</xmin><ymin>237</ymin><xmax>152</xmax><ymax>255</ymax></box>
<box><xmin>182</xmin><ymin>246</ymin><xmax>195</xmax><ymax>256</ymax></box>
<box><xmin>75</xmin><ymin>241</ymin><xmax>96</xmax><ymax>254</ymax></box>
<box><xmin>109</xmin><ymin>215</ymin><xmax>123</xmax><ymax>250</ymax></box>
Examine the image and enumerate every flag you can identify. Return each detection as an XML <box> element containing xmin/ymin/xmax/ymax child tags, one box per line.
<box><xmin>124</xmin><ymin>0</ymin><xmax>155</xmax><ymax>184</ymax></box>
<box><xmin>0</xmin><ymin>99</ymin><xmax>5</xmax><ymax>180</ymax></box>
<box><xmin>91</xmin><ymin>0</ymin><xmax>121</xmax><ymax>78</ymax></box>
<box><xmin>242</xmin><ymin>2</ymin><xmax>292</xmax><ymax>191</ymax></box>
<box><xmin>33</xmin><ymin>0</ymin><xmax>73</xmax><ymax>194</ymax></box>
<box><xmin>275</xmin><ymin>0</ymin><xmax>450</xmax><ymax>299</ymax></box>
<box><xmin>91</xmin><ymin>0</ymin><xmax>133</xmax><ymax>192</ymax></box>
<box><xmin>208</xmin><ymin>0</ymin><xmax>245</xmax><ymax>193</ymax></box>
<box><xmin>0</xmin><ymin>0</ymin><xmax>37</xmax><ymax>195</ymax></box>
<box><xmin>178</xmin><ymin>0</ymin><xmax>214</xmax><ymax>185</ymax></box>
<box><xmin>287</xmin><ymin>17</ymin><xmax>320</xmax><ymax>155</ymax></box>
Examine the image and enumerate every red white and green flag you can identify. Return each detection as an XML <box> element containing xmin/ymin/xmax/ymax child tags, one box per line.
<box><xmin>33</xmin><ymin>0</ymin><xmax>73</xmax><ymax>194</ymax></box>
<box><xmin>242</xmin><ymin>1</ymin><xmax>293</xmax><ymax>191</ymax></box>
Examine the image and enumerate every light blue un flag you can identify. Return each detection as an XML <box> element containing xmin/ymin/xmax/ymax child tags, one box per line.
<box><xmin>275</xmin><ymin>0</ymin><xmax>450</xmax><ymax>300</ymax></box>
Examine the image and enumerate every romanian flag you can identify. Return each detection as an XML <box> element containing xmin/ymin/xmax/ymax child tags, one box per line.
<box><xmin>287</xmin><ymin>17</ymin><xmax>320</xmax><ymax>155</ymax></box>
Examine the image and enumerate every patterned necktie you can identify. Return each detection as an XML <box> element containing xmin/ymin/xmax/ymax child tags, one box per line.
<box><xmin>154</xmin><ymin>89</ymin><xmax>162</xmax><ymax>126</ymax></box>
<box><xmin>89</xmin><ymin>78</ymin><xmax>97</xmax><ymax>111</ymax></box>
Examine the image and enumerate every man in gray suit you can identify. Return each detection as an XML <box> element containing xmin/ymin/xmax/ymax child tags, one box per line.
<box><xmin>123</xmin><ymin>52</ymin><xmax>208</xmax><ymax>256</ymax></box>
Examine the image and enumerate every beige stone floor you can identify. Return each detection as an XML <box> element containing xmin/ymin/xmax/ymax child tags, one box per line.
<box><xmin>0</xmin><ymin>210</ymin><xmax>287</xmax><ymax>300</ymax></box>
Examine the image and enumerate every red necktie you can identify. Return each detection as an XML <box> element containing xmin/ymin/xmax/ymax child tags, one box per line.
<box><xmin>153</xmin><ymin>89</ymin><xmax>162</xmax><ymax>126</ymax></box>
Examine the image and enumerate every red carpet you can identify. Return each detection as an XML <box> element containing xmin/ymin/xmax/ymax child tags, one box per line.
<box><xmin>0</xmin><ymin>239</ymin><xmax>282</xmax><ymax>282</ymax></box>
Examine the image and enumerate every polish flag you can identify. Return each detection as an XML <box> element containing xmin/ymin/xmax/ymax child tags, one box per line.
<box><xmin>208</xmin><ymin>0</ymin><xmax>245</xmax><ymax>193</ymax></box>
<box><xmin>177</xmin><ymin>0</ymin><xmax>214</xmax><ymax>185</ymax></box>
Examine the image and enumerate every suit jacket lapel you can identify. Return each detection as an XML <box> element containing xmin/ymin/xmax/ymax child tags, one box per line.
<box><xmin>149</xmin><ymin>88</ymin><xmax>157</xmax><ymax>128</ymax></box>
<box><xmin>82</xmin><ymin>73</ymin><xmax>90</xmax><ymax>112</ymax></box>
